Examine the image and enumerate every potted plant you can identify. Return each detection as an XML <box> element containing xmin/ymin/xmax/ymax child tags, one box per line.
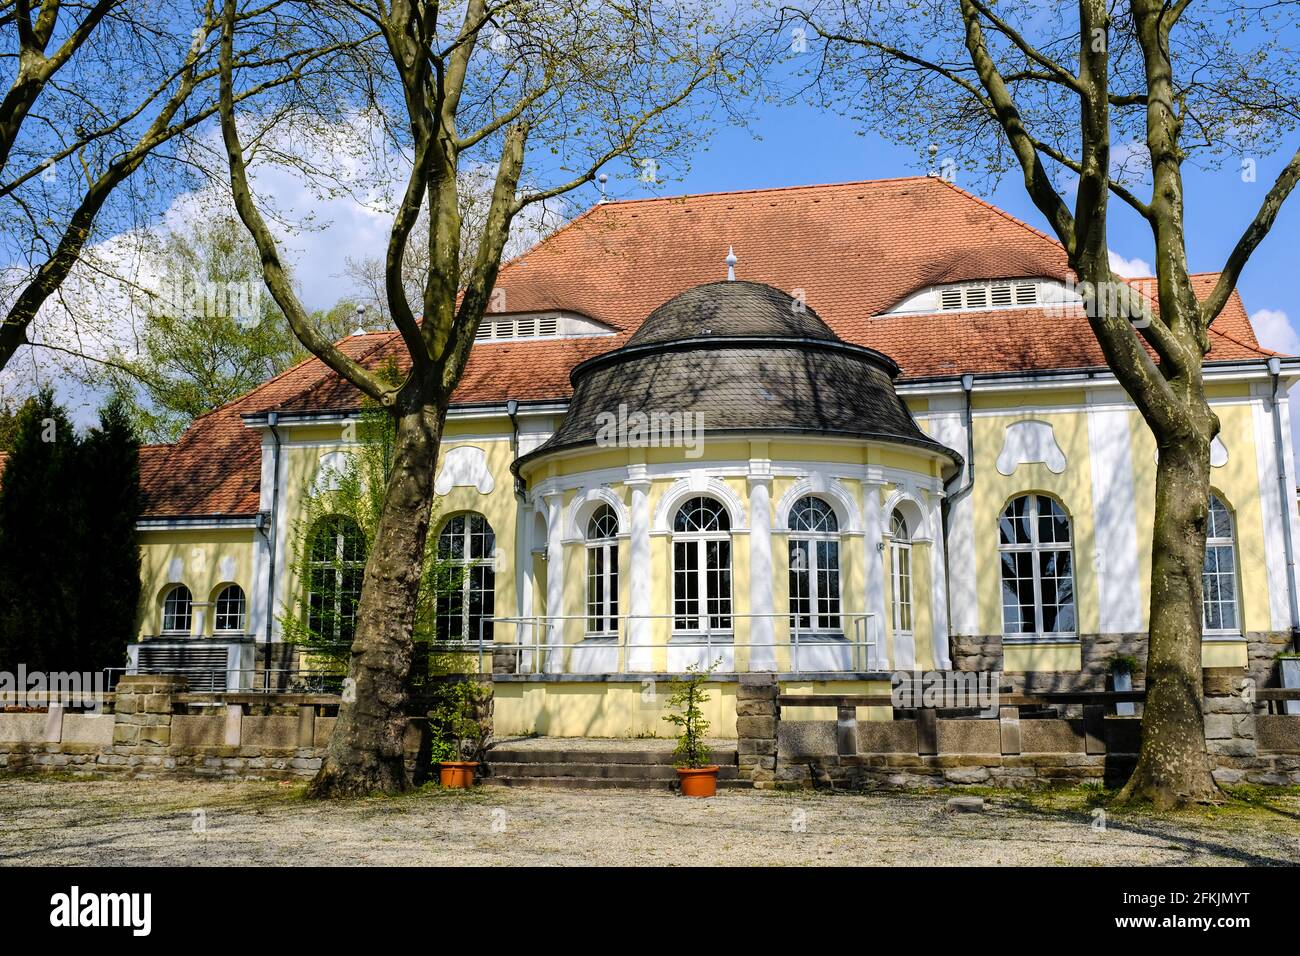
<box><xmin>1109</xmin><ymin>654</ymin><xmax>1139</xmax><ymax>716</ymax></box>
<box><xmin>663</xmin><ymin>661</ymin><xmax>719</xmax><ymax>798</ymax></box>
<box><xmin>429</xmin><ymin>679</ymin><xmax>493</xmax><ymax>788</ymax></box>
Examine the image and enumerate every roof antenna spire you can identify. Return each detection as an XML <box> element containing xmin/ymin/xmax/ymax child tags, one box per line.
<box><xmin>352</xmin><ymin>304</ymin><xmax>367</xmax><ymax>337</ymax></box>
<box><xmin>597</xmin><ymin>172</ymin><xmax>609</xmax><ymax>204</ymax></box>
<box><xmin>726</xmin><ymin>246</ymin><xmax>737</xmax><ymax>281</ymax></box>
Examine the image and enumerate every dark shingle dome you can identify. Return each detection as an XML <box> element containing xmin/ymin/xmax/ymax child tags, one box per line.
<box><xmin>515</xmin><ymin>280</ymin><xmax>961</xmax><ymax>475</ymax></box>
<box><xmin>626</xmin><ymin>280</ymin><xmax>838</xmax><ymax>346</ymax></box>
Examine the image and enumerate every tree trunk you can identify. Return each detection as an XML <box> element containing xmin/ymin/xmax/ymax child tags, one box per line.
<box><xmin>307</xmin><ymin>389</ymin><xmax>444</xmax><ymax>798</ymax></box>
<box><xmin>1116</xmin><ymin>417</ymin><xmax>1223</xmax><ymax>808</ymax></box>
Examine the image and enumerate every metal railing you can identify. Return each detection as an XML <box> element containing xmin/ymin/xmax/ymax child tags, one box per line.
<box><xmin>483</xmin><ymin>611</ymin><xmax>880</xmax><ymax>676</ymax></box>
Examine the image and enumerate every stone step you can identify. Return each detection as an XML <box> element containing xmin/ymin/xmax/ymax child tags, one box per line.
<box><xmin>485</xmin><ymin>761</ymin><xmax>741</xmax><ymax>780</ymax></box>
<box><xmin>487</xmin><ymin>748</ymin><xmax>739</xmax><ymax>766</ymax></box>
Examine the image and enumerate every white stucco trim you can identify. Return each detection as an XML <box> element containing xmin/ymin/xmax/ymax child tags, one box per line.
<box><xmin>925</xmin><ymin>399</ymin><xmax>978</xmax><ymax>637</ymax></box>
<box><xmin>562</xmin><ymin>485</ymin><xmax>631</xmax><ymax>543</ymax></box>
<box><xmin>651</xmin><ymin>473</ymin><xmax>748</xmax><ymax>533</ymax></box>
<box><xmin>927</xmin><ymin>496</ymin><xmax>952</xmax><ymax>670</ymax></box>
<box><xmin>747</xmin><ymin>474</ymin><xmax>777</xmax><ymax>670</ymax></box>
<box><xmin>1252</xmin><ymin>384</ymin><xmax>1291</xmax><ymax>630</ymax></box>
<box><xmin>773</xmin><ymin>472</ymin><xmax>864</xmax><ymax>534</ymax></box>
<box><xmin>880</xmin><ymin>488</ymin><xmax>934</xmax><ymax>543</ymax></box>
<box><xmin>625</xmin><ymin>470</ymin><xmax>653</xmax><ymax>670</ymax></box>
<box><xmin>862</xmin><ymin>480</ymin><xmax>890</xmax><ymax>669</ymax></box>
<box><xmin>1086</xmin><ymin>390</ymin><xmax>1143</xmax><ymax>632</ymax></box>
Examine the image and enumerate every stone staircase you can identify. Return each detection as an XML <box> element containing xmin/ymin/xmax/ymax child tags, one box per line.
<box><xmin>484</xmin><ymin>739</ymin><xmax>746</xmax><ymax>791</ymax></box>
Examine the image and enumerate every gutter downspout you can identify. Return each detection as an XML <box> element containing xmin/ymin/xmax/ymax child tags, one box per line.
<box><xmin>942</xmin><ymin>373</ymin><xmax>976</xmax><ymax>666</ymax></box>
<box><xmin>1267</xmin><ymin>358</ymin><xmax>1300</xmax><ymax>650</ymax></box>
<box><xmin>258</xmin><ymin>411</ymin><xmax>282</xmax><ymax>691</ymax></box>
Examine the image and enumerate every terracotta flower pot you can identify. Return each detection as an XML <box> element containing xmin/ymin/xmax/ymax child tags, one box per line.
<box><xmin>439</xmin><ymin>761</ymin><xmax>478</xmax><ymax>788</ymax></box>
<box><xmin>677</xmin><ymin>766</ymin><xmax>719</xmax><ymax>798</ymax></box>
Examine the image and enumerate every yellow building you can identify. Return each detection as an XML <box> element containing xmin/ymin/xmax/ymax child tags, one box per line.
<box><xmin>129</xmin><ymin>178</ymin><xmax>1300</xmax><ymax>736</ymax></box>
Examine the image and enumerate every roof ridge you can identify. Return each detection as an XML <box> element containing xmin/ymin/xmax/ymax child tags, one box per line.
<box><xmin>592</xmin><ymin>175</ymin><xmax>934</xmax><ymax>207</ymax></box>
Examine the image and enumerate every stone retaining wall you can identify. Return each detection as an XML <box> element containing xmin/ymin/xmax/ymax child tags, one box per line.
<box><xmin>744</xmin><ymin>668</ymin><xmax>1300</xmax><ymax>791</ymax></box>
<box><xmin>0</xmin><ymin>676</ymin><xmax>423</xmax><ymax>781</ymax></box>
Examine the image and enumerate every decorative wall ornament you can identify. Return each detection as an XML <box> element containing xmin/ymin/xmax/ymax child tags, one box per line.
<box><xmin>1152</xmin><ymin>435</ymin><xmax>1229</xmax><ymax>468</ymax></box>
<box><xmin>434</xmin><ymin>445</ymin><xmax>495</xmax><ymax>495</ymax></box>
<box><xmin>313</xmin><ymin>451</ymin><xmax>350</xmax><ymax>493</ymax></box>
<box><xmin>996</xmin><ymin>420</ymin><xmax>1067</xmax><ymax>476</ymax></box>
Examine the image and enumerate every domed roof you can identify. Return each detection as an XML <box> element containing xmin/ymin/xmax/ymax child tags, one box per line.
<box><xmin>515</xmin><ymin>280</ymin><xmax>960</xmax><ymax>475</ymax></box>
<box><xmin>625</xmin><ymin>280</ymin><xmax>838</xmax><ymax>347</ymax></box>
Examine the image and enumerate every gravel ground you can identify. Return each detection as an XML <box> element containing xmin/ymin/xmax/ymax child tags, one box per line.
<box><xmin>0</xmin><ymin>778</ymin><xmax>1297</xmax><ymax>866</ymax></box>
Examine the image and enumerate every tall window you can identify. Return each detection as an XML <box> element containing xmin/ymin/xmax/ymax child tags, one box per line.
<box><xmin>1203</xmin><ymin>494</ymin><xmax>1239</xmax><ymax>633</ymax></box>
<box><xmin>788</xmin><ymin>496</ymin><xmax>841</xmax><ymax>632</ymax></box>
<box><xmin>672</xmin><ymin>496</ymin><xmax>732</xmax><ymax>632</ymax></box>
<box><xmin>436</xmin><ymin>513</ymin><xmax>496</xmax><ymax>642</ymax></box>
<box><xmin>586</xmin><ymin>505</ymin><xmax>620</xmax><ymax>634</ymax></box>
<box><xmin>162</xmin><ymin>584</ymin><xmax>193</xmax><ymax>634</ymax></box>
<box><xmin>890</xmin><ymin>510</ymin><xmax>913</xmax><ymax>636</ymax></box>
<box><xmin>999</xmin><ymin>494</ymin><xmax>1076</xmax><ymax>636</ymax></box>
<box><xmin>307</xmin><ymin>516</ymin><xmax>366</xmax><ymax>646</ymax></box>
<box><xmin>214</xmin><ymin>584</ymin><xmax>247</xmax><ymax>633</ymax></box>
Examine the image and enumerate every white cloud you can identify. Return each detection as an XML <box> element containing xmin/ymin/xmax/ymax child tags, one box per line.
<box><xmin>1250</xmin><ymin>307</ymin><xmax>1300</xmax><ymax>356</ymax></box>
<box><xmin>1108</xmin><ymin>250</ymin><xmax>1154</xmax><ymax>278</ymax></box>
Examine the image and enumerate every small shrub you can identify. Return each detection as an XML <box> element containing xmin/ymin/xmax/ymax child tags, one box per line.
<box><xmin>428</xmin><ymin>680</ymin><xmax>493</xmax><ymax>765</ymax></box>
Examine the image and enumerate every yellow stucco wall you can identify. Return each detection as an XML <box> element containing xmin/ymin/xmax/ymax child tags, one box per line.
<box><xmin>136</xmin><ymin>529</ymin><xmax>257</xmax><ymax>638</ymax></box>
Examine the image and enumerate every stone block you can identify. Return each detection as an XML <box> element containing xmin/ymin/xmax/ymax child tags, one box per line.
<box><xmin>736</xmin><ymin>715</ymin><xmax>776</xmax><ymax>740</ymax></box>
<box><xmin>935</xmin><ymin>719</ymin><xmax>1000</xmax><ymax>755</ymax></box>
<box><xmin>1257</xmin><ymin>715</ymin><xmax>1300</xmax><ymax>754</ymax></box>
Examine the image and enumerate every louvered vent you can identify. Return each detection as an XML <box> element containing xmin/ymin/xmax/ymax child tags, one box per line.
<box><xmin>965</xmin><ymin>286</ymin><xmax>988</xmax><ymax>308</ymax></box>
<box><xmin>990</xmin><ymin>284</ymin><xmax>1013</xmax><ymax>306</ymax></box>
<box><xmin>1014</xmin><ymin>283</ymin><xmax>1037</xmax><ymax>305</ymax></box>
<box><xmin>537</xmin><ymin>315</ymin><xmax>559</xmax><ymax>335</ymax></box>
<box><xmin>136</xmin><ymin>643</ymin><xmax>229</xmax><ymax>692</ymax></box>
<box><xmin>940</xmin><ymin>288</ymin><xmax>964</xmax><ymax>310</ymax></box>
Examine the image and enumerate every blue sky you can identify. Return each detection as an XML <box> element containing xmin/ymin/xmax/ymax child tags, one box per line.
<box><xmin>592</xmin><ymin>97</ymin><xmax>1300</xmax><ymax>358</ymax></box>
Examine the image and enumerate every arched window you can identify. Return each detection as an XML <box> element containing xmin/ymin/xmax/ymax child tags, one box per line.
<box><xmin>307</xmin><ymin>516</ymin><xmax>366</xmax><ymax>645</ymax></box>
<box><xmin>214</xmin><ymin>584</ymin><xmax>247</xmax><ymax>633</ymax></box>
<box><xmin>436</xmin><ymin>513</ymin><xmax>496</xmax><ymax>642</ymax></box>
<box><xmin>999</xmin><ymin>494</ymin><xmax>1075</xmax><ymax>636</ymax></box>
<box><xmin>788</xmin><ymin>496</ymin><xmax>841</xmax><ymax>632</ymax></box>
<box><xmin>672</xmin><ymin>496</ymin><xmax>732</xmax><ymax>632</ymax></box>
<box><xmin>889</xmin><ymin>510</ymin><xmax>913</xmax><ymax>636</ymax></box>
<box><xmin>162</xmin><ymin>584</ymin><xmax>193</xmax><ymax>634</ymax></box>
<box><xmin>586</xmin><ymin>505</ymin><xmax>620</xmax><ymax>634</ymax></box>
<box><xmin>1203</xmin><ymin>494</ymin><xmax>1239</xmax><ymax>633</ymax></box>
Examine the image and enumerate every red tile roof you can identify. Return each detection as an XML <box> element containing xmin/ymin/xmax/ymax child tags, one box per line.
<box><xmin>132</xmin><ymin>176</ymin><xmax>1273</xmax><ymax>517</ymax></box>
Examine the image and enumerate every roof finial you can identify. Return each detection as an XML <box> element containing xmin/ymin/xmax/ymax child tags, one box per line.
<box><xmin>597</xmin><ymin>172</ymin><xmax>609</xmax><ymax>204</ymax></box>
<box><xmin>726</xmin><ymin>246</ymin><xmax>737</xmax><ymax>281</ymax></box>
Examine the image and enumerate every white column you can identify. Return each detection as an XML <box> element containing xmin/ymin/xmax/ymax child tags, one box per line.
<box><xmin>862</xmin><ymin>480</ymin><xmax>890</xmax><ymax>669</ymax></box>
<box><xmin>1086</xmin><ymin>389</ymin><xmax>1143</xmax><ymax>632</ymax></box>
<box><xmin>515</xmin><ymin>500</ymin><xmax>535</xmax><ymax>666</ymax></box>
<box><xmin>924</xmin><ymin>400</ymin><xmax>977</xmax><ymax>637</ymax></box>
<box><xmin>625</xmin><ymin>472</ymin><xmax>653</xmax><ymax>671</ymax></box>
<box><xmin>544</xmin><ymin>492</ymin><xmax>565</xmax><ymax>673</ymax></box>
<box><xmin>747</xmin><ymin>474</ymin><xmax>776</xmax><ymax>671</ymax></box>
<box><xmin>928</xmin><ymin>495</ymin><xmax>953</xmax><ymax>670</ymax></box>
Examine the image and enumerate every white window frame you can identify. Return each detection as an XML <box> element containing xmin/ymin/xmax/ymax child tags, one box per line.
<box><xmin>585</xmin><ymin>506</ymin><xmax>620</xmax><ymax>635</ymax></box>
<box><xmin>1202</xmin><ymin>493</ymin><xmax>1241</xmax><ymax>637</ymax></box>
<box><xmin>162</xmin><ymin>584</ymin><xmax>193</xmax><ymax>635</ymax></box>
<box><xmin>998</xmin><ymin>494</ymin><xmax>1077</xmax><ymax>641</ymax></box>
<box><xmin>788</xmin><ymin>496</ymin><xmax>843</xmax><ymax>634</ymax></box>
<box><xmin>436</xmin><ymin>512</ymin><xmax>496</xmax><ymax>643</ymax></box>
<box><xmin>307</xmin><ymin>515</ymin><xmax>367</xmax><ymax>645</ymax></box>
<box><xmin>213</xmin><ymin>584</ymin><xmax>247</xmax><ymax>634</ymax></box>
<box><xmin>671</xmin><ymin>497</ymin><xmax>733</xmax><ymax>635</ymax></box>
<box><xmin>889</xmin><ymin>511</ymin><xmax>913</xmax><ymax>638</ymax></box>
